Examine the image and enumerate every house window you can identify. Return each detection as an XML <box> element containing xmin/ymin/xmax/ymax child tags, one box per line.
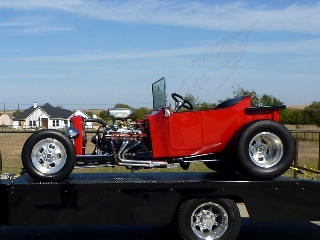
<box><xmin>29</xmin><ymin>121</ymin><xmax>36</xmax><ymax>126</ymax></box>
<box><xmin>53</xmin><ymin>120</ymin><xmax>60</xmax><ymax>127</ymax></box>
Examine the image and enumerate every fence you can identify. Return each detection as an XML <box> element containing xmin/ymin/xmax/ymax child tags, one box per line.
<box><xmin>0</xmin><ymin>129</ymin><xmax>319</xmax><ymax>178</ymax></box>
<box><xmin>290</xmin><ymin>130</ymin><xmax>320</xmax><ymax>179</ymax></box>
<box><xmin>290</xmin><ymin>130</ymin><xmax>320</xmax><ymax>142</ymax></box>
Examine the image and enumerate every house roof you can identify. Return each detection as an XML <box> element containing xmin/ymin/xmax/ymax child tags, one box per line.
<box><xmin>13</xmin><ymin>103</ymin><xmax>73</xmax><ymax>120</ymax></box>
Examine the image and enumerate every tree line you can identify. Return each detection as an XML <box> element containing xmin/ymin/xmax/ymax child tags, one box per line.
<box><xmin>281</xmin><ymin>102</ymin><xmax>320</xmax><ymax>127</ymax></box>
<box><xmin>215</xmin><ymin>86</ymin><xmax>320</xmax><ymax>127</ymax></box>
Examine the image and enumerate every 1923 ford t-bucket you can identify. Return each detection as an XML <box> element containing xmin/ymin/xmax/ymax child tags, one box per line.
<box><xmin>21</xmin><ymin>77</ymin><xmax>295</xmax><ymax>181</ymax></box>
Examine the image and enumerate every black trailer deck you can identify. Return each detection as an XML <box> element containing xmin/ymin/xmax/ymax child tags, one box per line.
<box><xmin>1</xmin><ymin>172</ymin><xmax>320</xmax><ymax>239</ymax></box>
<box><xmin>0</xmin><ymin>172</ymin><xmax>320</xmax><ymax>239</ymax></box>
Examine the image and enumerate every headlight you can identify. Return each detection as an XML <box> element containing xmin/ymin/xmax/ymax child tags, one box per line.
<box><xmin>66</xmin><ymin>127</ymin><xmax>79</xmax><ymax>139</ymax></box>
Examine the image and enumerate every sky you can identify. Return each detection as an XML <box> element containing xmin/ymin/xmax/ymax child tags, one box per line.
<box><xmin>0</xmin><ymin>0</ymin><xmax>320</xmax><ymax>111</ymax></box>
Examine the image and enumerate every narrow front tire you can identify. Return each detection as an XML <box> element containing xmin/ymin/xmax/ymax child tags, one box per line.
<box><xmin>21</xmin><ymin>129</ymin><xmax>76</xmax><ymax>181</ymax></box>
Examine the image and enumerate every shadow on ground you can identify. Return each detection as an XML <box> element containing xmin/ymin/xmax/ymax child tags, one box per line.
<box><xmin>1</xmin><ymin>218</ymin><xmax>320</xmax><ymax>240</ymax></box>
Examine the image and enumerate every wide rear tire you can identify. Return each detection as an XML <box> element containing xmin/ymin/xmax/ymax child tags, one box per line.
<box><xmin>22</xmin><ymin>129</ymin><xmax>76</xmax><ymax>181</ymax></box>
<box><xmin>237</xmin><ymin>120</ymin><xmax>294</xmax><ymax>180</ymax></box>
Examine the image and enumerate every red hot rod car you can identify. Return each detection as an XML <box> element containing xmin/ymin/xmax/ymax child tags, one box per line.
<box><xmin>21</xmin><ymin>77</ymin><xmax>295</xmax><ymax>181</ymax></box>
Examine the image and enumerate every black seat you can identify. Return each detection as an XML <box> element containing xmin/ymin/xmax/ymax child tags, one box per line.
<box><xmin>214</xmin><ymin>95</ymin><xmax>248</xmax><ymax>109</ymax></box>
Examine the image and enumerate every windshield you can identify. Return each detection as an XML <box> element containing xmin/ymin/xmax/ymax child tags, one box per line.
<box><xmin>152</xmin><ymin>77</ymin><xmax>166</xmax><ymax>111</ymax></box>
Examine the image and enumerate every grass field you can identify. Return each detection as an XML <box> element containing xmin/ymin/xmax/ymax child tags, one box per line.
<box><xmin>0</xmin><ymin>130</ymin><xmax>319</xmax><ymax>180</ymax></box>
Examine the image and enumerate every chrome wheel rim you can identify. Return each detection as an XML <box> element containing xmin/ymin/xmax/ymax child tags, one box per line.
<box><xmin>249</xmin><ymin>132</ymin><xmax>283</xmax><ymax>168</ymax></box>
<box><xmin>191</xmin><ymin>202</ymin><xmax>228</xmax><ymax>239</ymax></box>
<box><xmin>31</xmin><ymin>138</ymin><xmax>67</xmax><ymax>174</ymax></box>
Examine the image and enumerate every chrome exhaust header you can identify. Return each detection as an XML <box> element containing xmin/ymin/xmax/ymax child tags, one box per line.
<box><xmin>111</xmin><ymin>139</ymin><xmax>167</xmax><ymax>168</ymax></box>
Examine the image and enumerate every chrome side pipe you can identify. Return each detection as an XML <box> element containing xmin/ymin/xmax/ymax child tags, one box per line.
<box><xmin>111</xmin><ymin>139</ymin><xmax>167</xmax><ymax>168</ymax></box>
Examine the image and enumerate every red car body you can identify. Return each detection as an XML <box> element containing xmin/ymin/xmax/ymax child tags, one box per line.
<box><xmin>148</xmin><ymin>96</ymin><xmax>281</xmax><ymax>159</ymax></box>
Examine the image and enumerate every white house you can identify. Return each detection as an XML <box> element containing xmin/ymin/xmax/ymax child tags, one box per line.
<box><xmin>12</xmin><ymin>102</ymin><xmax>92</xmax><ymax>129</ymax></box>
<box><xmin>72</xmin><ymin>109</ymin><xmax>93</xmax><ymax>128</ymax></box>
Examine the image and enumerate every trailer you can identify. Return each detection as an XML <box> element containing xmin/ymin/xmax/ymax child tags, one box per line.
<box><xmin>1</xmin><ymin>171</ymin><xmax>320</xmax><ymax>240</ymax></box>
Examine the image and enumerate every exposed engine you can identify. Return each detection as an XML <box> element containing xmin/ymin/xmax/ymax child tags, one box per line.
<box><xmin>66</xmin><ymin>108</ymin><xmax>164</xmax><ymax>169</ymax></box>
<box><xmin>91</xmin><ymin>117</ymin><xmax>151</xmax><ymax>159</ymax></box>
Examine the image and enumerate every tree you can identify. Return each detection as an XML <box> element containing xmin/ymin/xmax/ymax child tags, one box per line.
<box><xmin>183</xmin><ymin>94</ymin><xmax>217</xmax><ymax>111</ymax></box>
<box><xmin>12</xmin><ymin>109</ymin><xmax>22</xmax><ymax>117</ymax></box>
<box><xmin>114</xmin><ymin>103</ymin><xmax>132</xmax><ymax>108</ymax></box>
<box><xmin>98</xmin><ymin>110</ymin><xmax>110</xmax><ymax>122</ymax></box>
<box><xmin>184</xmin><ymin>93</ymin><xmax>200</xmax><ymax>110</ymax></box>
<box><xmin>230</xmin><ymin>86</ymin><xmax>260</xmax><ymax>105</ymax></box>
<box><xmin>85</xmin><ymin>111</ymin><xmax>93</xmax><ymax>118</ymax></box>
<box><xmin>304</xmin><ymin>101</ymin><xmax>320</xmax><ymax>127</ymax></box>
<box><xmin>198</xmin><ymin>102</ymin><xmax>216</xmax><ymax>110</ymax></box>
<box><xmin>223</xmin><ymin>86</ymin><xmax>283</xmax><ymax>106</ymax></box>
<box><xmin>309</xmin><ymin>101</ymin><xmax>320</xmax><ymax>108</ymax></box>
<box><xmin>260</xmin><ymin>93</ymin><xmax>283</xmax><ymax>106</ymax></box>
<box><xmin>280</xmin><ymin>108</ymin><xmax>304</xmax><ymax>125</ymax></box>
<box><xmin>133</xmin><ymin>107</ymin><xmax>153</xmax><ymax>120</ymax></box>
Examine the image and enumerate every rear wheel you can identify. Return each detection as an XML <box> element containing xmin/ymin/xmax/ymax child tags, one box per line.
<box><xmin>22</xmin><ymin>129</ymin><xmax>76</xmax><ymax>181</ymax></box>
<box><xmin>237</xmin><ymin>121</ymin><xmax>294</xmax><ymax>179</ymax></box>
<box><xmin>176</xmin><ymin>198</ymin><xmax>241</xmax><ymax>240</ymax></box>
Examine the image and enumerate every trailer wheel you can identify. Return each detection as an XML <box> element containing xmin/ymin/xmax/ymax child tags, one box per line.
<box><xmin>237</xmin><ymin>120</ymin><xmax>295</xmax><ymax>179</ymax></box>
<box><xmin>22</xmin><ymin>129</ymin><xmax>76</xmax><ymax>181</ymax></box>
<box><xmin>176</xmin><ymin>198</ymin><xmax>241</xmax><ymax>240</ymax></box>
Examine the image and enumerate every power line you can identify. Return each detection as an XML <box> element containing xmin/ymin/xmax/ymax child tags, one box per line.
<box><xmin>1</xmin><ymin>102</ymin><xmax>151</xmax><ymax>106</ymax></box>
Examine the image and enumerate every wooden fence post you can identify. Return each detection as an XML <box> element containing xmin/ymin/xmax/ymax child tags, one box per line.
<box><xmin>294</xmin><ymin>140</ymin><xmax>299</xmax><ymax>178</ymax></box>
<box><xmin>0</xmin><ymin>150</ymin><xmax>2</xmax><ymax>174</ymax></box>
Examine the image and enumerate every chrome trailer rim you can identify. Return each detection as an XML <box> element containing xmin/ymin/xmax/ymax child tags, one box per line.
<box><xmin>191</xmin><ymin>202</ymin><xmax>228</xmax><ymax>239</ymax></box>
<box><xmin>31</xmin><ymin>138</ymin><xmax>67</xmax><ymax>174</ymax></box>
<box><xmin>248</xmin><ymin>132</ymin><xmax>283</xmax><ymax>168</ymax></box>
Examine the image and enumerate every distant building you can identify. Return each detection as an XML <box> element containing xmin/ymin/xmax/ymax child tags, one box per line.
<box><xmin>12</xmin><ymin>102</ymin><xmax>92</xmax><ymax>129</ymax></box>
<box><xmin>0</xmin><ymin>114</ymin><xmax>13</xmax><ymax>126</ymax></box>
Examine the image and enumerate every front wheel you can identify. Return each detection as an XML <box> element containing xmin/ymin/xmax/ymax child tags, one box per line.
<box><xmin>176</xmin><ymin>198</ymin><xmax>241</xmax><ymax>240</ymax></box>
<box><xmin>237</xmin><ymin>120</ymin><xmax>295</xmax><ymax>179</ymax></box>
<box><xmin>22</xmin><ymin>129</ymin><xmax>76</xmax><ymax>181</ymax></box>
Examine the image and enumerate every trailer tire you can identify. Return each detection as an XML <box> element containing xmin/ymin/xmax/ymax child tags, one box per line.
<box><xmin>22</xmin><ymin>129</ymin><xmax>76</xmax><ymax>181</ymax></box>
<box><xmin>176</xmin><ymin>198</ymin><xmax>241</xmax><ymax>240</ymax></box>
<box><xmin>237</xmin><ymin>120</ymin><xmax>294</xmax><ymax>180</ymax></box>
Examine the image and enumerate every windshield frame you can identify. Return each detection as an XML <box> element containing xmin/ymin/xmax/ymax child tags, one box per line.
<box><xmin>152</xmin><ymin>77</ymin><xmax>167</xmax><ymax>111</ymax></box>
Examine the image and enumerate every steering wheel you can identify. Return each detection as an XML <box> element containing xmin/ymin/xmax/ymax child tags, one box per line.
<box><xmin>171</xmin><ymin>93</ymin><xmax>193</xmax><ymax>112</ymax></box>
